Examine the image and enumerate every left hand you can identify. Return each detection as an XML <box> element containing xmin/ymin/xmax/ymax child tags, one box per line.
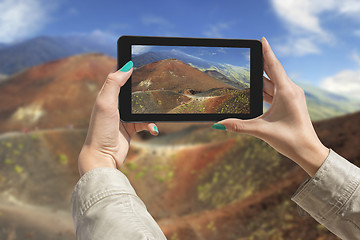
<box><xmin>78</xmin><ymin>61</ymin><xmax>158</xmax><ymax>176</ymax></box>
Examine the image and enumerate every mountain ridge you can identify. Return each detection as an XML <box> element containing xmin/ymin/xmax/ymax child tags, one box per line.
<box><xmin>0</xmin><ymin>35</ymin><xmax>116</xmax><ymax>76</ymax></box>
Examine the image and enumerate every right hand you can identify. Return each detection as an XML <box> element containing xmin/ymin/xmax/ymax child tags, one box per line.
<box><xmin>213</xmin><ymin>37</ymin><xmax>329</xmax><ymax>177</ymax></box>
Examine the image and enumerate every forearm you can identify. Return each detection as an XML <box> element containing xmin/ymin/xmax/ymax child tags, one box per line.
<box><xmin>292</xmin><ymin>149</ymin><xmax>360</xmax><ymax>239</ymax></box>
<box><xmin>71</xmin><ymin>168</ymin><xmax>167</xmax><ymax>240</ymax></box>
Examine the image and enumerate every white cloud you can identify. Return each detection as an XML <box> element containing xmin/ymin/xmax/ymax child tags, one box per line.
<box><xmin>0</xmin><ymin>0</ymin><xmax>54</xmax><ymax>43</ymax></box>
<box><xmin>276</xmin><ymin>37</ymin><xmax>321</xmax><ymax>56</ymax></box>
<box><xmin>351</xmin><ymin>51</ymin><xmax>360</xmax><ymax>67</ymax></box>
<box><xmin>203</xmin><ymin>22</ymin><xmax>232</xmax><ymax>38</ymax></box>
<box><xmin>89</xmin><ymin>29</ymin><xmax>117</xmax><ymax>42</ymax></box>
<box><xmin>338</xmin><ymin>0</ymin><xmax>360</xmax><ymax>17</ymax></box>
<box><xmin>272</xmin><ymin>0</ymin><xmax>327</xmax><ymax>36</ymax></box>
<box><xmin>321</xmin><ymin>70</ymin><xmax>360</xmax><ymax>99</ymax></box>
<box><xmin>271</xmin><ymin>0</ymin><xmax>360</xmax><ymax>57</ymax></box>
<box><xmin>132</xmin><ymin>45</ymin><xmax>152</xmax><ymax>55</ymax></box>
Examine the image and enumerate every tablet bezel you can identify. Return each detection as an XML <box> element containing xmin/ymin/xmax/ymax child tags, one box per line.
<box><xmin>118</xmin><ymin>35</ymin><xmax>263</xmax><ymax>122</ymax></box>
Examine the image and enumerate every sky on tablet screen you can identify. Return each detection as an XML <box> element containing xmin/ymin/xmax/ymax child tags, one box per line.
<box><xmin>1</xmin><ymin>0</ymin><xmax>360</xmax><ymax>98</ymax></box>
<box><xmin>132</xmin><ymin>45</ymin><xmax>250</xmax><ymax>67</ymax></box>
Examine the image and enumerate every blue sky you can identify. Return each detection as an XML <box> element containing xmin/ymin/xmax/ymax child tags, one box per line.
<box><xmin>132</xmin><ymin>45</ymin><xmax>250</xmax><ymax>67</ymax></box>
<box><xmin>1</xmin><ymin>0</ymin><xmax>360</xmax><ymax>98</ymax></box>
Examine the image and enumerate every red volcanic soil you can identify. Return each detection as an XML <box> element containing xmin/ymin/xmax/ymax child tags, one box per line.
<box><xmin>132</xmin><ymin>59</ymin><xmax>234</xmax><ymax>92</ymax></box>
<box><xmin>125</xmin><ymin>112</ymin><xmax>360</xmax><ymax>239</ymax></box>
<box><xmin>204</xmin><ymin>94</ymin><xmax>230</xmax><ymax>112</ymax></box>
<box><xmin>0</xmin><ymin>53</ymin><xmax>116</xmax><ymax>132</ymax></box>
<box><xmin>158</xmin><ymin>139</ymin><xmax>236</xmax><ymax>218</ymax></box>
<box><xmin>314</xmin><ymin>111</ymin><xmax>360</xmax><ymax>163</ymax></box>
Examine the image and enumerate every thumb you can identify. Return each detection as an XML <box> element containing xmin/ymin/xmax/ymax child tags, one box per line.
<box><xmin>212</xmin><ymin>118</ymin><xmax>263</xmax><ymax>136</ymax></box>
<box><xmin>97</xmin><ymin>61</ymin><xmax>133</xmax><ymax>108</ymax></box>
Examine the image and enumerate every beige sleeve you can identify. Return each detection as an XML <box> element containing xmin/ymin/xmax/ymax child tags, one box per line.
<box><xmin>292</xmin><ymin>149</ymin><xmax>360</xmax><ymax>240</ymax></box>
<box><xmin>71</xmin><ymin>168</ymin><xmax>167</xmax><ymax>240</ymax></box>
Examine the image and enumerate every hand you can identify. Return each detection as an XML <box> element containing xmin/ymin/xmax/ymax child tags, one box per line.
<box><xmin>213</xmin><ymin>37</ymin><xmax>329</xmax><ymax>177</ymax></box>
<box><xmin>78</xmin><ymin>61</ymin><xmax>159</xmax><ymax>176</ymax></box>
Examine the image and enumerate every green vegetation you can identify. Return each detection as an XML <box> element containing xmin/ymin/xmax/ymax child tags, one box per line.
<box><xmin>135</xmin><ymin>171</ymin><xmax>145</xmax><ymax>179</ymax></box>
<box><xmin>14</xmin><ymin>164</ymin><xmax>24</xmax><ymax>174</ymax></box>
<box><xmin>5</xmin><ymin>159</ymin><xmax>14</xmax><ymax>165</ymax></box>
<box><xmin>206</xmin><ymin>220</ymin><xmax>217</xmax><ymax>232</ymax></box>
<box><xmin>196</xmin><ymin>136</ymin><xmax>291</xmax><ymax>208</ymax></box>
<box><xmin>13</xmin><ymin>149</ymin><xmax>20</xmax><ymax>155</ymax></box>
<box><xmin>125</xmin><ymin>162</ymin><xmax>137</xmax><ymax>170</ymax></box>
<box><xmin>155</xmin><ymin>175</ymin><xmax>165</xmax><ymax>182</ymax></box>
<box><xmin>58</xmin><ymin>154</ymin><xmax>68</xmax><ymax>164</ymax></box>
<box><xmin>5</xmin><ymin>142</ymin><xmax>12</xmax><ymax>148</ymax></box>
<box><xmin>31</xmin><ymin>134</ymin><xmax>38</xmax><ymax>140</ymax></box>
<box><xmin>169</xmin><ymin>233</ymin><xmax>180</xmax><ymax>240</ymax></box>
<box><xmin>217</xmin><ymin>89</ymin><xmax>250</xmax><ymax>114</ymax></box>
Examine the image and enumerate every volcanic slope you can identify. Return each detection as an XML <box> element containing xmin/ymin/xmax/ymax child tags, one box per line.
<box><xmin>0</xmin><ymin>129</ymin><xmax>86</xmax><ymax>239</ymax></box>
<box><xmin>122</xmin><ymin>112</ymin><xmax>360</xmax><ymax>240</ymax></box>
<box><xmin>132</xmin><ymin>59</ymin><xmax>235</xmax><ymax>92</ymax></box>
<box><xmin>0</xmin><ymin>53</ymin><xmax>116</xmax><ymax>132</ymax></box>
<box><xmin>131</xmin><ymin>59</ymin><xmax>249</xmax><ymax>114</ymax></box>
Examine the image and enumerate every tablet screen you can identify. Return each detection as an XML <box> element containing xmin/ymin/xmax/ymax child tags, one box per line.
<box><xmin>131</xmin><ymin>45</ymin><xmax>250</xmax><ymax>114</ymax></box>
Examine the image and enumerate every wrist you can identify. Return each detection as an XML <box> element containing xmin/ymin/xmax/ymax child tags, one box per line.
<box><xmin>78</xmin><ymin>146</ymin><xmax>116</xmax><ymax>176</ymax></box>
<box><xmin>294</xmin><ymin>141</ymin><xmax>329</xmax><ymax>177</ymax></box>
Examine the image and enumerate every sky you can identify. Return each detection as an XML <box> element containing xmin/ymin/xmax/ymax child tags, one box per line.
<box><xmin>1</xmin><ymin>0</ymin><xmax>360</xmax><ymax>98</ymax></box>
<box><xmin>132</xmin><ymin>45</ymin><xmax>250</xmax><ymax>67</ymax></box>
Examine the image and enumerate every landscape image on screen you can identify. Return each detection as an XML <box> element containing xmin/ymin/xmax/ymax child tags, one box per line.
<box><xmin>131</xmin><ymin>45</ymin><xmax>250</xmax><ymax>114</ymax></box>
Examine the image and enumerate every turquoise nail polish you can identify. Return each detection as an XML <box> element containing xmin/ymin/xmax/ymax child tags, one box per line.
<box><xmin>119</xmin><ymin>61</ymin><xmax>133</xmax><ymax>72</ymax></box>
<box><xmin>154</xmin><ymin>126</ymin><xmax>159</xmax><ymax>134</ymax></box>
<box><xmin>212</xmin><ymin>123</ymin><xmax>226</xmax><ymax>130</ymax></box>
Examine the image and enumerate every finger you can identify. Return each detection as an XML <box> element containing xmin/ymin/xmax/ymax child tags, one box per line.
<box><xmin>147</xmin><ymin>123</ymin><xmax>159</xmax><ymax>136</ymax></box>
<box><xmin>97</xmin><ymin>61</ymin><xmax>133</xmax><ymax>110</ymax></box>
<box><xmin>263</xmin><ymin>76</ymin><xmax>274</xmax><ymax>97</ymax></box>
<box><xmin>213</xmin><ymin>118</ymin><xmax>263</xmax><ymax>136</ymax></box>
<box><xmin>263</xmin><ymin>91</ymin><xmax>273</xmax><ymax>104</ymax></box>
<box><xmin>133</xmin><ymin>123</ymin><xmax>159</xmax><ymax>136</ymax></box>
<box><xmin>261</xmin><ymin>37</ymin><xmax>287</xmax><ymax>87</ymax></box>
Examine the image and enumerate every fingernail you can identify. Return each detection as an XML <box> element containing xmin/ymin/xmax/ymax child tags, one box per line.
<box><xmin>262</xmin><ymin>37</ymin><xmax>268</xmax><ymax>44</ymax></box>
<box><xmin>212</xmin><ymin>123</ymin><xmax>226</xmax><ymax>130</ymax></box>
<box><xmin>119</xmin><ymin>61</ymin><xmax>133</xmax><ymax>72</ymax></box>
<box><xmin>154</xmin><ymin>126</ymin><xmax>159</xmax><ymax>134</ymax></box>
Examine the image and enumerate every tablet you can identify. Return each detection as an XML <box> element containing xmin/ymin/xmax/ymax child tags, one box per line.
<box><xmin>118</xmin><ymin>36</ymin><xmax>263</xmax><ymax>122</ymax></box>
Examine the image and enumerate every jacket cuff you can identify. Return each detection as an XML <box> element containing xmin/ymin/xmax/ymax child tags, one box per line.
<box><xmin>71</xmin><ymin>168</ymin><xmax>140</xmax><ymax>227</ymax></box>
<box><xmin>291</xmin><ymin>149</ymin><xmax>360</xmax><ymax>222</ymax></box>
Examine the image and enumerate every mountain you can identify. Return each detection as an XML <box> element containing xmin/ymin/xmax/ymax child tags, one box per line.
<box><xmin>132</xmin><ymin>49</ymin><xmax>217</xmax><ymax>69</ymax></box>
<box><xmin>0</xmin><ymin>129</ymin><xmax>84</xmax><ymax>240</ymax></box>
<box><xmin>0</xmin><ymin>74</ymin><xmax>7</xmax><ymax>84</ymax></box>
<box><xmin>261</xmin><ymin>82</ymin><xmax>360</xmax><ymax>121</ymax></box>
<box><xmin>3</xmin><ymin>111</ymin><xmax>358</xmax><ymax>239</ymax></box>
<box><xmin>120</xmin><ymin>111</ymin><xmax>360</xmax><ymax>239</ymax></box>
<box><xmin>298</xmin><ymin>82</ymin><xmax>360</xmax><ymax>120</ymax></box>
<box><xmin>1</xmin><ymin>60</ymin><xmax>359</xmax><ymax>239</ymax></box>
<box><xmin>0</xmin><ymin>35</ymin><xmax>116</xmax><ymax>76</ymax></box>
<box><xmin>131</xmin><ymin>59</ymin><xmax>250</xmax><ymax>114</ymax></box>
<box><xmin>132</xmin><ymin>59</ymin><xmax>234</xmax><ymax>92</ymax></box>
<box><xmin>0</xmin><ymin>53</ymin><xmax>116</xmax><ymax>133</ymax></box>
<box><xmin>204</xmin><ymin>69</ymin><xmax>247</xmax><ymax>89</ymax></box>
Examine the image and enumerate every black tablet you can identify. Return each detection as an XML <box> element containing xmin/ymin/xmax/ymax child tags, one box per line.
<box><xmin>118</xmin><ymin>36</ymin><xmax>263</xmax><ymax>122</ymax></box>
